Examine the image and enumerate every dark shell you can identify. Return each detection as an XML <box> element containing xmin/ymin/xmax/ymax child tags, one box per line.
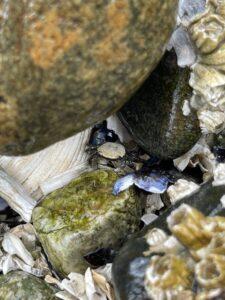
<box><xmin>119</xmin><ymin>51</ymin><xmax>201</xmax><ymax>159</ymax></box>
<box><xmin>112</xmin><ymin>181</ymin><xmax>225</xmax><ymax>300</ymax></box>
<box><xmin>0</xmin><ymin>0</ymin><xmax>176</xmax><ymax>155</ymax></box>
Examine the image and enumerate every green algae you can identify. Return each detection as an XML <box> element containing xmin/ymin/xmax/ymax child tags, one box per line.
<box><xmin>0</xmin><ymin>271</ymin><xmax>57</xmax><ymax>300</ymax></box>
<box><xmin>32</xmin><ymin>170</ymin><xmax>142</xmax><ymax>275</ymax></box>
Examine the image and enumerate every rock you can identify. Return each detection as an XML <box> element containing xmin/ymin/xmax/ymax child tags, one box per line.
<box><xmin>0</xmin><ymin>271</ymin><xmax>56</xmax><ymax>300</ymax></box>
<box><xmin>112</xmin><ymin>181</ymin><xmax>225</xmax><ymax>300</ymax></box>
<box><xmin>32</xmin><ymin>170</ymin><xmax>142</xmax><ymax>276</ymax></box>
<box><xmin>0</xmin><ymin>0</ymin><xmax>177</xmax><ymax>155</ymax></box>
<box><xmin>97</xmin><ymin>142</ymin><xmax>126</xmax><ymax>160</ymax></box>
<box><xmin>119</xmin><ymin>51</ymin><xmax>201</xmax><ymax>159</ymax></box>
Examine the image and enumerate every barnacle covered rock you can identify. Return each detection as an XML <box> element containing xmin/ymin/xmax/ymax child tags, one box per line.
<box><xmin>112</xmin><ymin>181</ymin><xmax>225</xmax><ymax>300</ymax></box>
<box><xmin>175</xmin><ymin>0</ymin><xmax>225</xmax><ymax>135</ymax></box>
<box><xmin>0</xmin><ymin>0</ymin><xmax>177</xmax><ymax>155</ymax></box>
<box><xmin>119</xmin><ymin>51</ymin><xmax>201</xmax><ymax>159</ymax></box>
<box><xmin>32</xmin><ymin>170</ymin><xmax>141</xmax><ymax>275</ymax></box>
<box><xmin>0</xmin><ymin>271</ymin><xmax>56</xmax><ymax>300</ymax></box>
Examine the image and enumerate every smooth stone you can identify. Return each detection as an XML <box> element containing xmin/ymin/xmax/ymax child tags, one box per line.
<box><xmin>119</xmin><ymin>51</ymin><xmax>201</xmax><ymax>159</ymax></box>
<box><xmin>0</xmin><ymin>0</ymin><xmax>177</xmax><ymax>155</ymax></box>
<box><xmin>32</xmin><ymin>170</ymin><xmax>142</xmax><ymax>276</ymax></box>
<box><xmin>112</xmin><ymin>181</ymin><xmax>225</xmax><ymax>300</ymax></box>
<box><xmin>0</xmin><ymin>271</ymin><xmax>56</xmax><ymax>300</ymax></box>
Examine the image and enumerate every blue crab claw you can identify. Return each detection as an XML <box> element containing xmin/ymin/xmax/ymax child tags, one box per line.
<box><xmin>134</xmin><ymin>172</ymin><xmax>169</xmax><ymax>193</ymax></box>
<box><xmin>112</xmin><ymin>174</ymin><xmax>135</xmax><ymax>195</ymax></box>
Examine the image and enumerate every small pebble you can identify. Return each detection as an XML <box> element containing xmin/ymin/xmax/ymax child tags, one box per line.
<box><xmin>98</xmin><ymin>142</ymin><xmax>126</xmax><ymax>160</ymax></box>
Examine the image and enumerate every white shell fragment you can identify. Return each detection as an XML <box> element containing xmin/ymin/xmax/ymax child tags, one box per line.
<box><xmin>168</xmin><ymin>26</ymin><xmax>197</xmax><ymax>67</ymax></box>
<box><xmin>0</xmin><ymin>224</ymin><xmax>51</xmax><ymax>277</ymax></box>
<box><xmin>0</xmin><ymin>128</ymin><xmax>91</xmax><ymax>221</ymax></box>
<box><xmin>173</xmin><ymin>137</ymin><xmax>216</xmax><ymax>177</ymax></box>
<box><xmin>0</xmin><ymin>169</ymin><xmax>36</xmax><ymax>222</ymax></box>
<box><xmin>0</xmin><ymin>128</ymin><xmax>91</xmax><ymax>199</ymax></box>
<box><xmin>213</xmin><ymin>163</ymin><xmax>225</xmax><ymax>186</ymax></box>
<box><xmin>52</xmin><ymin>265</ymin><xmax>114</xmax><ymax>300</ymax></box>
<box><xmin>141</xmin><ymin>214</ymin><xmax>158</xmax><ymax>225</ymax></box>
<box><xmin>197</xmin><ymin>110</ymin><xmax>225</xmax><ymax>134</ymax></box>
<box><xmin>145</xmin><ymin>194</ymin><xmax>164</xmax><ymax>213</ymax></box>
<box><xmin>97</xmin><ymin>142</ymin><xmax>125</xmax><ymax>160</ymax></box>
<box><xmin>167</xmin><ymin>179</ymin><xmax>200</xmax><ymax>204</ymax></box>
<box><xmin>2</xmin><ymin>232</ymin><xmax>34</xmax><ymax>266</ymax></box>
<box><xmin>107</xmin><ymin>115</ymin><xmax>132</xmax><ymax>144</ymax></box>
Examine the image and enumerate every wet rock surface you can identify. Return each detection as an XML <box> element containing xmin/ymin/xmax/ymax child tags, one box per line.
<box><xmin>0</xmin><ymin>0</ymin><xmax>176</xmax><ymax>155</ymax></box>
<box><xmin>0</xmin><ymin>271</ymin><xmax>56</xmax><ymax>300</ymax></box>
<box><xmin>119</xmin><ymin>51</ymin><xmax>201</xmax><ymax>159</ymax></box>
<box><xmin>32</xmin><ymin>170</ymin><xmax>142</xmax><ymax>276</ymax></box>
<box><xmin>112</xmin><ymin>181</ymin><xmax>225</xmax><ymax>300</ymax></box>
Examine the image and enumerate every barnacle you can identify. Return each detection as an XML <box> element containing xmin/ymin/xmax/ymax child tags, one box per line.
<box><xmin>167</xmin><ymin>204</ymin><xmax>212</xmax><ymax>250</ymax></box>
<box><xmin>144</xmin><ymin>205</ymin><xmax>225</xmax><ymax>298</ymax></box>
<box><xmin>145</xmin><ymin>254</ymin><xmax>193</xmax><ymax>291</ymax></box>
<box><xmin>196</xmin><ymin>254</ymin><xmax>225</xmax><ymax>289</ymax></box>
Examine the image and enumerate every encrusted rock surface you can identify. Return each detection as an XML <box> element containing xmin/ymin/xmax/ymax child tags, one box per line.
<box><xmin>0</xmin><ymin>271</ymin><xmax>56</xmax><ymax>300</ymax></box>
<box><xmin>32</xmin><ymin>170</ymin><xmax>142</xmax><ymax>275</ymax></box>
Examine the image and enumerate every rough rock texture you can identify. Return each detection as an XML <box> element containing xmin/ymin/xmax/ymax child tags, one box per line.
<box><xmin>0</xmin><ymin>271</ymin><xmax>56</xmax><ymax>300</ymax></box>
<box><xmin>112</xmin><ymin>181</ymin><xmax>225</xmax><ymax>300</ymax></box>
<box><xmin>119</xmin><ymin>51</ymin><xmax>201</xmax><ymax>159</ymax></box>
<box><xmin>0</xmin><ymin>0</ymin><xmax>176</xmax><ymax>155</ymax></box>
<box><xmin>32</xmin><ymin>170</ymin><xmax>142</xmax><ymax>275</ymax></box>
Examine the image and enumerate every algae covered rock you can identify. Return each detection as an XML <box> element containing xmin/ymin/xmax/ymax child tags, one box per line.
<box><xmin>0</xmin><ymin>271</ymin><xmax>56</xmax><ymax>300</ymax></box>
<box><xmin>0</xmin><ymin>0</ymin><xmax>177</xmax><ymax>155</ymax></box>
<box><xmin>119</xmin><ymin>51</ymin><xmax>201</xmax><ymax>159</ymax></box>
<box><xmin>32</xmin><ymin>170</ymin><xmax>142</xmax><ymax>275</ymax></box>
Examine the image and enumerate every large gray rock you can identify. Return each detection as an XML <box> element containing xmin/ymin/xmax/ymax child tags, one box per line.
<box><xmin>32</xmin><ymin>170</ymin><xmax>142</xmax><ymax>275</ymax></box>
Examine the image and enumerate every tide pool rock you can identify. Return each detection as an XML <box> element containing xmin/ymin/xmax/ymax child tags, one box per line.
<box><xmin>0</xmin><ymin>0</ymin><xmax>177</xmax><ymax>155</ymax></box>
<box><xmin>0</xmin><ymin>271</ymin><xmax>56</xmax><ymax>300</ymax></box>
<box><xmin>119</xmin><ymin>51</ymin><xmax>201</xmax><ymax>159</ymax></box>
<box><xmin>32</xmin><ymin>170</ymin><xmax>142</xmax><ymax>275</ymax></box>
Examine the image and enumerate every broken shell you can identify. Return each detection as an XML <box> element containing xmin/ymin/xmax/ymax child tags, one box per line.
<box><xmin>196</xmin><ymin>254</ymin><xmax>225</xmax><ymax>289</ymax></box>
<box><xmin>2</xmin><ymin>233</ymin><xmax>34</xmax><ymax>267</ymax></box>
<box><xmin>167</xmin><ymin>204</ymin><xmax>212</xmax><ymax>250</ymax></box>
<box><xmin>97</xmin><ymin>142</ymin><xmax>125</xmax><ymax>160</ymax></box>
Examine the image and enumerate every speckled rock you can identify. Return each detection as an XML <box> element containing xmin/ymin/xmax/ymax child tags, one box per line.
<box><xmin>0</xmin><ymin>0</ymin><xmax>177</xmax><ymax>155</ymax></box>
<box><xmin>119</xmin><ymin>51</ymin><xmax>201</xmax><ymax>159</ymax></box>
<box><xmin>32</xmin><ymin>170</ymin><xmax>142</xmax><ymax>275</ymax></box>
<box><xmin>0</xmin><ymin>271</ymin><xmax>56</xmax><ymax>300</ymax></box>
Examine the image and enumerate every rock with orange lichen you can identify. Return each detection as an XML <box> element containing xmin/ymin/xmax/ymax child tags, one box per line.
<box><xmin>0</xmin><ymin>0</ymin><xmax>176</xmax><ymax>155</ymax></box>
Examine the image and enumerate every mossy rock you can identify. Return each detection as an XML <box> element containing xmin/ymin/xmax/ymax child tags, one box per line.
<box><xmin>119</xmin><ymin>51</ymin><xmax>201</xmax><ymax>159</ymax></box>
<box><xmin>112</xmin><ymin>181</ymin><xmax>225</xmax><ymax>300</ymax></box>
<box><xmin>0</xmin><ymin>0</ymin><xmax>176</xmax><ymax>155</ymax></box>
<box><xmin>0</xmin><ymin>271</ymin><xmax>56</xmax><ymax>300</ymax></box>
<box><xmin>32</xmin><ymin>170</ymin><xmax>142</xmax><ymax>276</ymax></box>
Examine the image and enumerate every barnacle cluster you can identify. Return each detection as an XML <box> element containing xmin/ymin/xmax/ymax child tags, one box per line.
<box><xmin>185</xmin><ymin>0</ymin><xmax>225</xmax><ymax>134</ymax></box>
<box><xmin>144</xmin><ymin>204</ymin><xmax>225</xmax><ymax>299</ymax></box>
